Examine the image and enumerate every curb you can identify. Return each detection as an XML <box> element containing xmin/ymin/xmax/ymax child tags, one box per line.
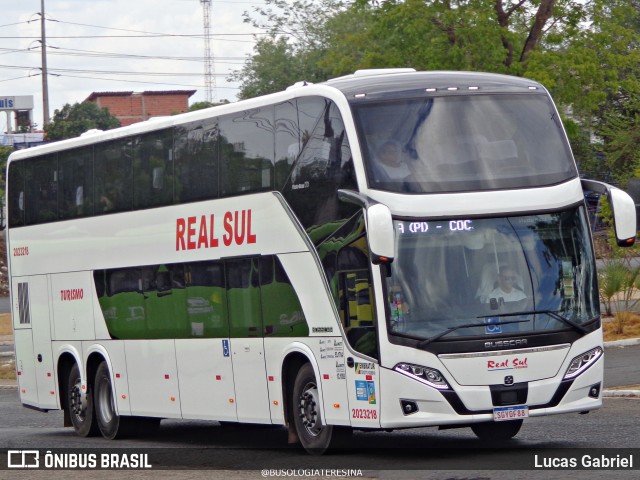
<box><xmin>604</xmin><ymin>338</ymin><xmax>640</xmax><ymax>348</ymax></box>
<box><xmin>603</xmin><ymin>389</ymin><xmax>640</xmax><ymax>398</ymax></box>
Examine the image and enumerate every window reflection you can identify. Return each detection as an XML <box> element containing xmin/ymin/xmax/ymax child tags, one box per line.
<box><xmin>387</xmin><ymin>207</ymin><xmax>597</xmax><ymax>340</ymax></box>
<box><xmin>353</xmin><ymin>94</ymin><xmax>577</xmax><ymax>193</ymax></box>
<box><xmin>94</xmin><ymin>255</ymin><xmax>308</xmax><ymax>340</ymax></box>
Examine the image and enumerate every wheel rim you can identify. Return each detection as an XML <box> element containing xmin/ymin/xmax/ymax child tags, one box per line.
<box><xmin>69</xmin><ymin>379</ymin><xmax>85</xmax><ymax>422</ymax></box>
<box><xmin>298</xmin><ymin>381</ymin><xmax>322</xmax><ymax>437</ymax></box>
<box><xmin>96</xmin><ymin>377</ymin><xmax>114</xmax><ymax>425</ymax></box>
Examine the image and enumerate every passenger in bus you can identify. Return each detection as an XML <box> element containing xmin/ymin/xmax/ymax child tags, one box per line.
<box><xmin>375</xmin><ymin>141</ymin><xmax>412</xmax><ymax>181</ymax></box>
<box><xmin>486</xmin><ymin>266</ymin><xmax>526</xmax><ymax>304</ymax></box>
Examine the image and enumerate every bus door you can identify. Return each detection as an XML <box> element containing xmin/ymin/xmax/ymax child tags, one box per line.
<box><xmin>339</xmin><ymin>268</ymin><xmax>381</xmax><ymax>427</ymax></box>
<box><xmin>226</xmin><ymin>257</ymin><xmax>271</xmax><ymax>424</ymax></box>
<box><xmin>11</xmin><ymin>275</ymin><xmax>57</xmax><ymax>409</ymax></box>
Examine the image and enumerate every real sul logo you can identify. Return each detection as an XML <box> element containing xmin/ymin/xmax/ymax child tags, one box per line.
<box><xmin>487</xmin><ymin>357</ymin><xmax>529</xmax><ymax>371</ymax></box>
<box><xmin>176</xmin><ymin>209</ymin><xmax>256</xmax><ymax>251</ymax></box>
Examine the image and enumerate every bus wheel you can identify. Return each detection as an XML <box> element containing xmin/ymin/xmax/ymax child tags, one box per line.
<box><xmin>291</xmin><ymin>363</ymin><xmax>350</xmax><ymax>454</ymax></box>
<box><xmin>67</xmin><ymin>363</ymin><xmax>98</xmax><ymax>437</ymax></box>
<box><xmin>471</xmin><ymin>420</ymin><xmax>523</xmax><ymax>441</ymax></box>
<box><xmin>94</xmin><ymin>361</ymin><xmax>134</xmax><ymax>439</ymax></box>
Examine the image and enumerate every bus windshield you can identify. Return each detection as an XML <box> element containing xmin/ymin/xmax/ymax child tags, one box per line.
<box><xmin>352</xmin><ymin>94</ymin><xmax>577</xmax><ymax>193</ymax></box>
<box><xmin>386</xmin><ymin>206</ymin><xmax>598</xmax><ymax>342</ymax></box>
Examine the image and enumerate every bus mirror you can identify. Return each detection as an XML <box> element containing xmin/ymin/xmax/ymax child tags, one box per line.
<box><xmin>582</xmin><ymin>179</ymin><xmax>637</xmax><ymax>247</ymax></box>
<box><xmin>367</xmin><ymin>203</ymin><xmax>395</xmax><ymax>264</ymax></box>
<box><xmin>608</xmin><ymin>187</ymin><xmax>637</xmax><ymax>246</ymax></box>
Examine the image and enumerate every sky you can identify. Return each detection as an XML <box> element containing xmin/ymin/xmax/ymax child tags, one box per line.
<box><xmin>0</xmin><ymin>0</ymin><xmax>269</xmax><ymax>131</ymax></box>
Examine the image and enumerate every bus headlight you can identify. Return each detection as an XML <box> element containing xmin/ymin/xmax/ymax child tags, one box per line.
<box><xmin>394</xmin><ymin>363</ymin><xmax>450</xmax><ymax>390</ymax></box>
<box><xmin>563</xmin><ymin>347</ymin><xmax>603</xmax><ymax>380</ymax></box>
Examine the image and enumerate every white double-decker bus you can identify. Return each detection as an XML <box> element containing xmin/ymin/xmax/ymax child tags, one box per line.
<box><xmin>5</xmin><ymin>70</ymin><xmax>637</xmax><ymax>454</ymax></box>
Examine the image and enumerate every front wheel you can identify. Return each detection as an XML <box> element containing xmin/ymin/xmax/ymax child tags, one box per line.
<box><xmin>471</xmin><ymin>419</ymin><xmax>523</xmax><ymax>441</ymax></box>
<box><xmin>67</xmin><ymin>363</ymin><xmax>98</xmax><ymax>437</ymax></box>
<box><xmin>291</xmin><ymin>363</ymin><xmax>351</xmax><ymax>454</ymax></box>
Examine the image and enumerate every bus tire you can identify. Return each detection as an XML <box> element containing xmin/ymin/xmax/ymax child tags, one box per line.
<box><xmin>471</xmin><ymin>420</ymin><xmax>523</xmax><ymax>441</ymax></box>
<box><xmin>67</xmin><ymin>363</ymin><xmax>99</xmax><ymax>437</ymax></box>
<box><xmin>291</xmin><ymin>363</ymin><xmax>351</xmax><ymax>454</ymax></box>
<box><xmin>94</xmin><ymin>361</ymin><xmax>135</xmax><ymax>439</ymax></box>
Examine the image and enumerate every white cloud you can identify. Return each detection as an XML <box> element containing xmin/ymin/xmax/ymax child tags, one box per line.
<box><xmin>0</xmin><ymin>0</ymin><xmax>267</xmax><ymax>130</ymax></box>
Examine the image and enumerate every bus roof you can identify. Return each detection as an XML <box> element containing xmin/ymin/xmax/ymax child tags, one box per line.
<box><xmin>322</xmin><ymin>70</ymin><xmax>545</xmax><ymax>99</ymax></box>
<box><xmin>8</xmin><ymin>70</ymin><xmax>544</xmax><ymax>163</ymax></box>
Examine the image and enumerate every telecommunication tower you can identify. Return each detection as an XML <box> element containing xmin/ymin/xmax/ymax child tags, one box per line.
<box><xmin>200</xmin><ymin>0</ymin><xmax>215</xmax><ymax>102</ymax></box>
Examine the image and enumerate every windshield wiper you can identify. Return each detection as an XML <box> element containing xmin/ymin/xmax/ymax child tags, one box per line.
<box><xmin>477</xmin><ymin>309</ymin><xmax>589</xmax><ymax>335</ymax></box>
<box><xmin>417</xmin><ymin>319</ymin><xmax>530</xmax><ymax>349</ymax></box>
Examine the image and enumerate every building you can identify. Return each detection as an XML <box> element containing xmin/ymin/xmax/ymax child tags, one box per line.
<box><xmin>84</xmin><ymin>90</ymin><xmax>197</xmax><ymax>127</ymax></box>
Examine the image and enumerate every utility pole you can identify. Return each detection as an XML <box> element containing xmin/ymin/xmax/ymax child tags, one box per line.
<box><xmin>40</xmin><ymin>0</ymin><xmax>50</xmax><ymax>126</ymax></box>
<box><xmin>200</xmin><ymin>0</ymin><xmax>215</xmax><ymax>103</ymax></box>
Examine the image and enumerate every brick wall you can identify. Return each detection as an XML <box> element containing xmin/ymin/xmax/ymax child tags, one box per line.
<box><xmin>87</xmin><ymin>90</ymin><xmax>195</xmax><ymax>127</ymax></box>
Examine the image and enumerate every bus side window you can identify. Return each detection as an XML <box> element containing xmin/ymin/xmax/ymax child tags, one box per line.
<box><xmin>94</xmin><ymin>138</ymin><xmax>133</xmax><ymax>214</ymax></box>
<box><xmin>260</xmin><ymin>256</ymin><xmax>309</xmax><ymax>337</ymax></box>
<box><xmin>226</xmin><ymin>257</ymin><xmax>262</xmax><ymax>338</ymax></box>
<box><xmin>185</xmin><ymin>261</ymin><xmax>228</xmax><ymax>338</ymax></box>
<box><xmin>25</xmin><ymin>155</ymin><xmax>58</xmax><ymax>225</ymax></box>
<box><xmin>133</xmin><ymin>129</ymin><xmax>174</xmax><ymax>209</ymax></box>
<box><xmin>8</xmin><ymin>161</ymin><xmax>26</xmax><ymax>227</ymax></box>
<box><xmin>59</xmin><ymin>147</ymin><xmax>93</xmax><ymax>219</ymax></box>
<box><xmin>337</xmin><ymin>240</ymin><xmax>378</xmax><ymax>359</ymax></box>
<box><xmin>284</xmin><ymin>99</ymin><xmax>358</xmax><ymax>231</ymax></box>
<box><xmin>219</xmin><ymin>106</ymin><xmax>274</xmax><ymax>197</ymax></box>
<box><xmin>275</xmin><ymin>100</ymin><xmax>300</xmax><ymax>190</ymax></box>
<box><xmin>174</xmin><ymin>119</ymin><xmax>220</xmax><ymax>203</ymax></box>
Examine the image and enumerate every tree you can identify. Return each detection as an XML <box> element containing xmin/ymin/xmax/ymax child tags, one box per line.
<box><xmin>45</xmin><ymin>102</ymin><xmax>120</xmax><ymax>141</ymax></box>
<box><xmin>0</xmin><ymin>145</ymin><xmax>13</xmax><ymax>201</ymax></box>
<box><xmin>237</xmin><ymin>1</ymin><xmax>590</xmax><ymax>89</ymax></box>
<box><xmin>235</xmin><ymin>0</ymin><xmax>640</xmax><ymax>184</ymax></box>
<box><xmin>230</xmin><ymin>37</ymin><xmax>311</xmax><ymax>99</ymax></box>
<box><xmin>189</xmin><ymin>100</ymin><xmax>230</xmax><ymax>112</ymax></box>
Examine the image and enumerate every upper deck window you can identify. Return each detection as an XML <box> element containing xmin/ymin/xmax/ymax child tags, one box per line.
<box><xmin>352</xmin><ymin>94</ymin><xmax>577</xmax><ymax>193</ymax></box>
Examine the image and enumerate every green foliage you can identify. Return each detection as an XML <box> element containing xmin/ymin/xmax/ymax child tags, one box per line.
<box><xmin>189</xmin><ymin>100</ymin><xmax>230</xmax><ymax>112</ymax></box>
<box><xmin>563</xmin><ymin>118</ymin><xmax>599</xmax><ymax>177</ymax></box>
<box><xmin>599</xmin><ymin>261</ymin><xmax>628</xmax><ymax>316</ymax></box>
<box><xmin>0</xmin><ymin>145</ymin><xmax>13</xmax><ymax>200</ymax></box>
<box><xmin>600</xmin><ymin>111</ymin><xmax>640</xmax><ymax>187</ymax></box>
<box><xmin>45</xmin><ymin>102</ymin><xmax>120</xmax><ymax>141</ymax></box>
<box><xmin>230</xmin><ymin>37</ymin><xmax>310</xmax><ymax>99</ymax></box>
<box><xmin>234</xmin><ymin>0</ymin><xmax>640</xmax><ymax>185</ymax></box>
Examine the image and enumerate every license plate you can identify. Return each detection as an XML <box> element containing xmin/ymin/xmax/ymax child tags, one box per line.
<box><xmin>493</xmin><ymin>405</ymin><xmax>529</xmax><ymax>422</ymax></box>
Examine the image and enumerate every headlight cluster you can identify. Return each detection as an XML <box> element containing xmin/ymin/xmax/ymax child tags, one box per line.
<box><xmin>563</xmin><ymin>347</ymin><xmax>603</xmax><ymax>380</ymax></box>
<box><xmin>394</xmin><ymin>363</ymin><xmax>450</xmax><ymax>390</ymax></box>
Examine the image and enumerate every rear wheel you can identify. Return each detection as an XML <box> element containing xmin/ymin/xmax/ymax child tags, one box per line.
<box><xmin>94</xmin><ymin>361</ymin><xmax>138</xmax><ymax>439</ymax></box>
<box><xmin>471</xmin><ymin>420</ymin><xmax>523</xmax><ymax>441</ymax></box>
<box><xmin>67</xmin><ymin>363</ymin><xmax>98</xmax><ymax>437</ymax></box>
<box><xmin>291</xmin><ymin>363</ymin><xmax>351</xmax><ymax>454</ymax></box>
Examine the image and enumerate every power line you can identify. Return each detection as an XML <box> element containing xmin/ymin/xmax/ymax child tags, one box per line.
<box><xmin>49</xmin><ymin>18</ymin><xmax>264</xmax><ymax>39</ymax></box>
<box><xmin>0</xmin><ymin>74</ymin><xmax>40</xmax><ymax>83</ymax></box>
<box><xmin>6</xmin><ymin>46</ymin><xmax>246</xmax><ymax>64</ymax></box>
<box><xmin>0</xmin><ymin>21</ymin><xmax>32</xmax><ymax>29</ymax></box>
<box><xmin>52</xmin><ymin>72</ymin><xmax>239</xmax><ymax>89</ymax></box>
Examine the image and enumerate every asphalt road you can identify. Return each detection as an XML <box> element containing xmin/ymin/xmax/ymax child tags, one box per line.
<box><xmin>604</xmin><ymin>344</ymin><xmax>640</xmax><ymax>388</ymax></box>
<box><xmin>0</xmin><ymin>388</ymin><xmax>638</xmax><ymax>479</ymax></box>
<box><xmin>0</xmin><ymin>296</ymin><xmax>9</xmax><ymax>314</ymax></box>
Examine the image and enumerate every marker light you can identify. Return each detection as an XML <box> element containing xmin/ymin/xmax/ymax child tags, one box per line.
<box><xmin>394</xmin><ymin>363</ymin><xmax>450</xmax><ymax>390</ymax></box>
<box><xmin>563</xmin><ymin>347</ymin><xmax>603</xmax><ymax>380</ymax></box>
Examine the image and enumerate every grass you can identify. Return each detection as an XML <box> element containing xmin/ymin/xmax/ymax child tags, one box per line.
<box><xmin>0</xmin><ymin>313</ymin><xmax>14</xmax><ymax>380</ymax></box>
<box><xmin>0</xmin><ymin>313</ymin><xmax>11</xmax><ymax>336</ymax></box>
<box><xmin>603</xmin><ymin>312</ymin><xmax>640</xmax><ymax>341</ymax></box>
<box><xmin>0</xmin><ymin>359</ymin><xmax>15</xmax><ymax>380</ymax></box>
